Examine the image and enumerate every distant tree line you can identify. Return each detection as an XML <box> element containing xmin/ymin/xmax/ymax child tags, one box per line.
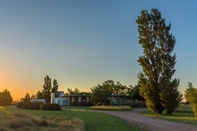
<box><xmin>20</xmin><ymin>75</ymin><xmax>91</xmax><ymax>103</ymax></box>
<box><xmin>65</xmin><ymin>88</ymin><xmax>81</xmax><ymax>95</ymax></box>
<box><xmin>21</xmin><ymin>75</ymin><xmax>58</xmax><ymax>103</ymax></box>
<box><xmin>90</xmin><ymin>80</ymin><xmax>144</xmax><ymax>105</ymax></box>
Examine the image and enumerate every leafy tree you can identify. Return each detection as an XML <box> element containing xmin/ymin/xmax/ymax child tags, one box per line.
<box><xmin>30</xmin><ymin>94</ymin><xmax>36</xmax><ymax>100</ymax></box>
<box><xmin>91</xmin><ymin>84</ymin><xmax>110</xmax><ymax>105</ymax></box>
<box><xmin>66</xmin><ymin>88</ymin><xmax>80</xmax><ymax>95</ymax></box>
<box><xmin>3</xmin><ymin>89</ymin><xmax>13</xmax><ymax>105</ymax></box>
<box><xmin>113</xmin><ymin>81</ymin><xmax>127</xmax><ymax>95</ymax></box>
<box><xmin>185</xmin><ymin>82</ymin><xmax>197</xmax><ymax>117</ymax></box>
<box><xmin>90</xmin><ymin>80</ymin><xmax>127</xmax><ymax>105</ymax></box>
<box><xmin>42</xmin><ymin>76</ymin><xmax>59</xmax><ymax>102</ymax></box>
<box><xmin>43</xmin><ymin>75</ymin><xmax>52</xmax><ymax>102</ymax></box>
<box><xmin>36</xmin><ymin>91</ymin><xmax>43</xmax><ymax>99</ymax></box>
<box><xmin>101</xmin><ymin>80</ymin><xmax>114</xmax><ymax>96</ymax></box>
<box><xmin>136</xmin><ymin>8</ymin><xmax>182</xmax><ymax>114</ymax></box>
<box><xmin>20</xmin><ymin>98</ymin><xmax>25</xmax><ymax>102</ymax></box>
<box><xmin>66</xmin><ymin>88</ymin><xmax>74</xmax><ymax>95</ymax></box>
<box><xmin>0</xmin><ymin>89</ymin><xmax>13</xmax><ymax>105</ymax></box>
<box><xmin>52</xmin><ymin>79</ymin><xmax>58</xmax><ymax>97</ymax></box>
<box><xmin>42</xmin><ymin>90</ymin><xmax>51</xmax><ymax>102</ymax></box>
<box><xmin>24</xmin><ymin>93</ymin><xmax>31</xmax><ymax>102</ymax></box>
<box><xmin>43</xmin><ymin>75</ymin><xmax>52</xmax><ymax>91</ymax></box>
<box><xmin>73</xmin><ymin>88</ymin><xmax>80</xmax><ymax>95</ymax></box>
<box><xmin>128</xmin><ymin>85</ymin><xmax>145</xmax><ymax>101</ymax></box>
<box><xmin>51</xmin><ymin>79</ymin><xmax>58</xmax><ymax>92</ymax></box>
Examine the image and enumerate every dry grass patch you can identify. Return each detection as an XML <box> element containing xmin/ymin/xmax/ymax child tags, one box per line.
<box><xmin>0</xmin><ymin>113</ymin><xmax>84</xmax><ymax>131</ymax></box>
<box><xmin>90</xmin><ymin>106</ymin><xmax>131</xmax><ymax>111</ymax></box>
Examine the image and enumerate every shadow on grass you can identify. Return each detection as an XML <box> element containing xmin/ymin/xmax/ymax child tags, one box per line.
<box><xmin>142</xmin><ymin>109</ymin><xmax>197</xmax><ymax>126</ymax></box>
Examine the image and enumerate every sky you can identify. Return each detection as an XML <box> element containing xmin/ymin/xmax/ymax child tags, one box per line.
<box><xmin>0</xmin><ymin>0</ymin><xmax>197</xmax><ymax>101</ymax></box>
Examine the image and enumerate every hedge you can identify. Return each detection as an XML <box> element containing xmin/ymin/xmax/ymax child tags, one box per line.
<box><xmin>17</xmin><ymin>102</ymin><xmax>61</xmax><ymax>110</ymax></box>
<box><xmin>17</xmin><ymin>102</ymin><xmax>44</xmax><ymax>110</ymax></box>
<box><xmin>42</xmin><ymin>103</ymin><xmax>62</xmax><ymax>110</ymax></box>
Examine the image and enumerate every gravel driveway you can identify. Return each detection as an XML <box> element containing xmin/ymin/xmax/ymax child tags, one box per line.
<box><xmin>95</xmin><ymin>109</ymin><xmax>197</xmax><ymax>131</ymax></box>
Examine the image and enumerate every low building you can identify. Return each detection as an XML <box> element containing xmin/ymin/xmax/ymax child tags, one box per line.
<box><xmin>51</xmin><ymin>91</ymin><xmax>125</xmax><ymax>106</ymax></box>
<box><xmin>51</xmin><ymin>91</ymin><xmax>91</xmax><ymax>106</ymax></box>
<box><xmin>30</xmin><ymin>99</ymin><xmax>46</xmax><ymax>103</ymax></box>
<box><xmin>110</xmin><ymin>94</ymin><xmax>125</xmax><ymax>105</ymax></box>
<box><xmin>65</xmin><ymin>93</ymin><xmax>91</xmax><ymax>106</ymax></box>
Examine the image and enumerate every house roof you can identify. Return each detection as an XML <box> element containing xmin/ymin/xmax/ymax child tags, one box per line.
<box><xmin>62</xmin><ymin>93</ymin><xmax>91</xmax><ymax>97</ymax></box>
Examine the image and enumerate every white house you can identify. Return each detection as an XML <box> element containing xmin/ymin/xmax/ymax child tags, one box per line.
<box><xmin>51</xmin><ymin>91</ymin><xmax>91</xmax><ymax>106</ymax></box>
<box><xmin>30</xmin><ymin>99</ymin><xmax>46</xmax><ymax>103</ymax></box>
<box><xmin>51</xmin><ymin>91</ymin><xmax>67</xmax><ymax>106</ymax></box>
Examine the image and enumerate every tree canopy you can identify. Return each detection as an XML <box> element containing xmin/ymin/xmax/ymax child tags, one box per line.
<box><xmin>128</xmin><ymin>85</ymin><xmax>145</xmax><ymax>101</ymax></box>
<box><xmin>136</xmin><ymin>8</ymin><xmax>182</xmax><ymax>114</ymax></box>
<box><xmin>66</xmin><ymin>88</ymin><xmax>81</xmax><ymax>95</ymax></box>
<box><xmin>36</xmin><ymin>91</ymin><xmax>43</xmax><ymax>99</ymax></box>
<box><xmin>52</xmin><ymin>79</ymin><xmax>59</xmax><ymax>97</ymax></box>
<box><xmin>90</xmin><ymin>80</ymin><xmax>127</xmax><ymax>105</ymax></box>
<box><xmin>42</xmin><ymin>75</ymin><xmax>59</xmax><ymax>102</ymax></box>
<box><xmin>185</xmin><ymin>82</ymin><xmax>197</xmax><ymax>117</ymax></box>
<box><xmin>0</xmin><ymin>89</ymin><xmax>13</xmax><ymax>105</ymax></box>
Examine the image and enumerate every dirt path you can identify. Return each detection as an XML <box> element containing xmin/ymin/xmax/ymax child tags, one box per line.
<box><xmin>95</xmin><ymin>109</ymin><xmax>197</xmax><ymax>131</ymax></box>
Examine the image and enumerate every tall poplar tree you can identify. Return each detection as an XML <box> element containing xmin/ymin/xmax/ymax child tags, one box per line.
<box><xmin>43</xmin><ymin>75</ymin><xmax>52</xmax><ymax>102</ymax></box>
<box><xmin>136</xmin><ymin>8</ymin><xmax>182</xmax><ymax>114</ymax></box>
<box><xmin>52</xmin><ymin>79</ymin><xmax>58</xmax><ymax>97</ymax></box>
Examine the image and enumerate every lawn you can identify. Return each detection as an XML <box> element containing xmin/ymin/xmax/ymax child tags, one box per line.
<box><xmin>90</xmin><ymin>106</ymin><xmax>132</xmax><ymax>111</ymax></box>
<box><xmin>62</xmin><ymin>105</ymin><xmax>132</xmax><ymax>111</ymax></box>
<box><xmin>142</xmin><ymin>105</ymin><xmax>197</xmax><ymax>126</ymax></box>
<box><xmin>175</xmin><ymin>104</ymin><xmax>193</xmax><ymax>113</ymax></box>
<box><xmin>0</xmin><ymin>106</ymin><xmax>144</xmax><ymax>131</ymax></box>
<box><xmin>62</xmin><ymin>106</ymin><xmax>90</xmax><ymax>110</ymax></box>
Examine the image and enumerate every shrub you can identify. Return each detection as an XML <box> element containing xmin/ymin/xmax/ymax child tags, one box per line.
<box><xmin>17</xmin><ymin>102</ymin><xmax>44</xmax><ymax>110</ymax></box>
<box><xmin>185</xmin><ymin>83</ymin><xmax>197</xmax><ymax>117</ymax></box>
<box><xmin>17</xmin><ymin>102</ymin><xmax>61</xmax><ymax>111</ymax></box>
<box><xmin>123</xmin><ymin>100</ymin><xmax>144</xmax><ymax>108</ymax></box>
<box><xmin>42</xmin><ymin>103</ymin><xmax>62</xmax><ymax>110</ymax></box>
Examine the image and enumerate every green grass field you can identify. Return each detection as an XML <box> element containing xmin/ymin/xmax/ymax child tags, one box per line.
<box><xmin>90</xmin><ymin>106</ymin><xmax>132</xmax><ymax>111</ymax></box>
<box><xmin>62</xmin><ymin>106</ymin><xmax>90</xmax><ymax>110</ymax></box>
<box><xmin>175</xmin><ymin>104</ymin><xmax>193</xmax><ymax>113</ymax></box>
<box><xmin>142</xmin><ymin>105</ymin><xmax>197</xmax><ymax>126</ymax></box>
<box><xmin>0</xmin><ymin>106</ymin><xmax>144</xmax><ymax>131</ymax></box>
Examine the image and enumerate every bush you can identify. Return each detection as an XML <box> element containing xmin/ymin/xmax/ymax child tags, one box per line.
<box><xmin>185</xmin><ymin>83</ymin><xmax>197</xmax><ymax>117</ymax></box>
<box><xmin>123</xmin><ymin>100</ymin><xmax>145</xmax><ymax>108</ymax></box>
<box><xmin>42</xmin><ymin>103</ymin><xmax>62</xmax><ymax>110</ymax></box>
<box><xmin>17</xmin><ymin>102</ymin><xmax>61</xmax><ymax>111</ymax></box>
<box><xmin>72</xmin><ymin>101</ymin><xmax>93</xmax><ymax>106</ymax></box>
<box><xmin>17</xmin><ymin>102</ymin><xmax>44</xmax><ymax>110</ymax></box>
